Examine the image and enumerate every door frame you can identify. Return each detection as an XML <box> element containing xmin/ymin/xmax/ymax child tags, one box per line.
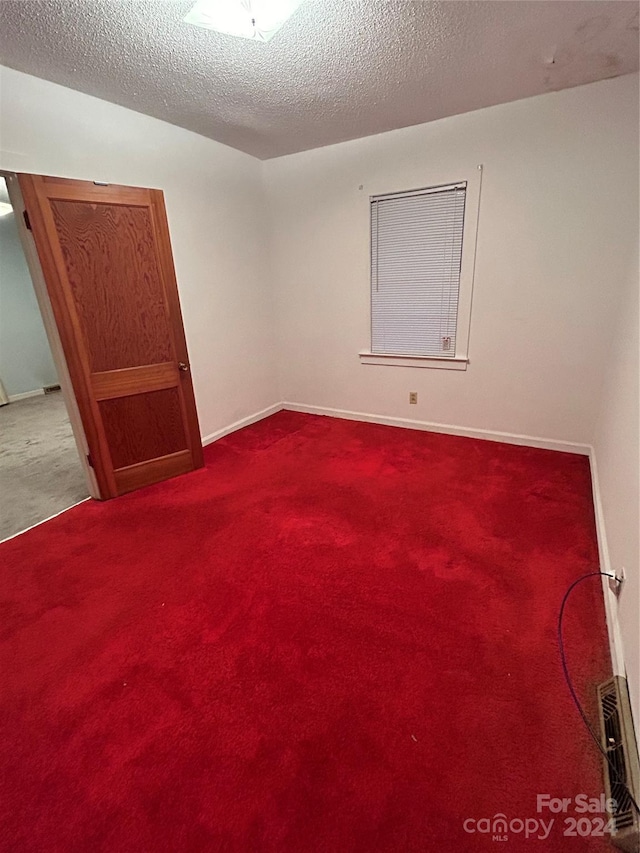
<box><xmin>1</xmin><ymin>170</ymin><xmax>99</xmax><ymax>498</ymax></box>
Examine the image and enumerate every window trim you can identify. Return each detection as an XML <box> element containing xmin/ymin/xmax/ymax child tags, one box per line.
<box><xmin>358</xmin><ymin>351</ymin><xmax>469</xmax><ymax>370</ymax></box>
<box><xmin>361</xmin><ymin>166</ymin><xmax>482</xmax><ymax>369</ymax></box>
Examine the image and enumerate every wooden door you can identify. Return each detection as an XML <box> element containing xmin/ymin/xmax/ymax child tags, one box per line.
<box><xmin>18</xmin><ymin>174</ymin><xmax>204</xmax><ymax>498</ymax></box>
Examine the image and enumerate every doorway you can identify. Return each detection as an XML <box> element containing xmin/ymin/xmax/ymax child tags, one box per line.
<box><xmin>2</xmin><ymin>170</ymin><xmax>203</xmax><ymax>519</ymax></box>
<box><xmin>0</xmin><ymin>175</ymin><xmax>89</xmax><ymax>539</ymax></box>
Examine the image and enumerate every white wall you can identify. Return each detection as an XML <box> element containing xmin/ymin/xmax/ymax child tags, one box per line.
<box><xmin>0</xmin><ymin>207</ymin><xmax>58</xmax><ymax>395</ymax></box>
<box><xmin>264</xmin><ymin>74</ymin><xmax>639</xmax><ymax>447</ymax></box>
<box><xmin>593</xmin><ymin>243</ymin><xmax>640</xmax><ymax>731</ymax></box>
<box><xmin>0</xmin><ymin>65</ymin><xmax>279</xmax><ymax>438</ymax></box>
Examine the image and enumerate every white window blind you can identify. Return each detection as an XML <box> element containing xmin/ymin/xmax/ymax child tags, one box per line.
<box><xmin>371</xmin><ymin>182</ymin><xmax>467</xmax><ymax>357</ymax></box>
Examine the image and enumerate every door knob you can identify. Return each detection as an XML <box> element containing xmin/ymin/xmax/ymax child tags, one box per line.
<box><xmin>178</xmin><ymin>362</ymin><xmax>189</xmax><ymax>372</ymax></box>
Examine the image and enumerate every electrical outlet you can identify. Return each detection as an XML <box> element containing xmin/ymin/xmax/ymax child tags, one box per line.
<box><xmin>610</xmin><ymin>566</ymin><xmax>626</xmax><ymax>597</ymax></box>
<box><xmin>409</xmin><ymin>392</ymin><xmax>418</xmax><ymax>404</ymax></box>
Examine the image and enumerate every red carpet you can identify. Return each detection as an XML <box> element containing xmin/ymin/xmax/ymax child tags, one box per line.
<box><xmin>0</xmin><ymin>412</ymin><xmax>612</xmax><ymax>851</ymax></box>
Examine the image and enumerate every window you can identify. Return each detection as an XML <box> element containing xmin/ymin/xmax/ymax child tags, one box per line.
<box><xmin>360</xmin><ymin>173</ymin><xmax>481</xmax><ymax>371</ymax></box>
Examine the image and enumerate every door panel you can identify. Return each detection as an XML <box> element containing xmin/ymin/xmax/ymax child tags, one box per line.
<box><xmin>50</xmin><ymin>200</ymin><xmax>174</xmax><ymax>371</ymax></box>
<box><xmin>99</xmin><ymin>387</ymin><xmax>187</xmax><ymax>469</ymax></box>
<box><xmin>19</xmin><ymin>174</ymin><xmax>204</xmax><ymax>498</ymax></box>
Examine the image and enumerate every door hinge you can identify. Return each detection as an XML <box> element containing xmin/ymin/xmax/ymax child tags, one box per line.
<box><xmin>23</xmin><ymin>210</ymin><xmax>32</xmax><ymax>231</ymax></box>
<box><xmin>86</xmin><ymin>453</ymin><xmax>94</xmax><ymax>469</ymax></box>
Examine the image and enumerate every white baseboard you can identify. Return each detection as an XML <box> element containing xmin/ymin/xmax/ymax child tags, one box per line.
<box><xmin>8</xmin><ymin>389</ymin><xmax>45</xmax><ymax>402</ymax></box>
<box><xmin>201</xmin><ymin>403</ymin><xmax>283</xmax><ymax>447</ymax></box>
<box><xmin>282</xmin><ymin>402</ymin><xmax>591</xmax><ymax>455</ymax></box>
<box><xmin>588</xmin><ymin>447</ymin><xmax>627</xmax><ymax>677</ymax></box>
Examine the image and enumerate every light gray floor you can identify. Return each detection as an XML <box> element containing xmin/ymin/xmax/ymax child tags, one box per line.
<box><xmin>0</xmin><ymin>392</ymin><xmax>89</xmax><ymax>540</ymax></box>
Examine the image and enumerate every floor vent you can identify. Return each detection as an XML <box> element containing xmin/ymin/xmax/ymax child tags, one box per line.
<box><xmin>597</xmin><ymin>676</ymin><xmax>640</xmax><ymax>852</ymax></box>
<box><xmin>43</xmin><ymin>384</ymin><xmax>62</xmax><ymax>394</ymax></box>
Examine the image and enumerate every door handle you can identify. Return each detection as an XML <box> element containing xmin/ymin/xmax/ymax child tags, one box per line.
<box><xmin>178</xmin><ymin>362</ymin><xmax>189</xmax><ymax>372</ymax></box>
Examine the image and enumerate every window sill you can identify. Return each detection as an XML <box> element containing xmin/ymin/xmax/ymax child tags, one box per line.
<box><xmin>358</xmin><ymin>351</ymin><xmax>469</xmax><ymax>371</ymax></box>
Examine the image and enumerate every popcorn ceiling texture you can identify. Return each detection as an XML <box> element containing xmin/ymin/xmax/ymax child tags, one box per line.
<box><xmin>0</xmin><ymin>0</ymin><xmax>638</xmax><ymax>159</ymax></box>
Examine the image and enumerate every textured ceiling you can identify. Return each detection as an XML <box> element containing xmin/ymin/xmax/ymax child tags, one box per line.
<box><xmin>0</xmin><ymin>1</ymin><xmax>638</xmax><ymax>159</ymax></box>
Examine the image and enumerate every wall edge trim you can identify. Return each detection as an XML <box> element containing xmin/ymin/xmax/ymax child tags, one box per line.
<box><xmin>8</xmin><ymin>389</ymin><xmax>45</xmax><ymax>402</ymax></box>
<box><xmin>588</xmin><ymin>445</ymin><xmax>627</xmax><ymax>677</ymax></box>
<box><xmin>282</xmin><ymin>402</ymin><xmax>592</xmax><ymax>454</ymax></box>
<box><xmin>201</xmin><ymin>403</ymin><xmax>283</xmax><ymax>446</ymax></box>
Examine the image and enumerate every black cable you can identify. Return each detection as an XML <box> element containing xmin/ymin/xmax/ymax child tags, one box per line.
<box><xmin>558</xmin><ymin>570</ymin><xmax>640</xmax><ymax>819</ymax></box>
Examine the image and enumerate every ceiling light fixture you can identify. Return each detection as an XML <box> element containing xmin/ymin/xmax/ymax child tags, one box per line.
<box><xmin>0</xmin><ymin>202</ymin><xmax>13</xmax><ymax>217</ymax></box>
<box><xmin>184</xmin><ymin>0</ymin><xmax>303</xmax><ymax>42</ymax></box>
